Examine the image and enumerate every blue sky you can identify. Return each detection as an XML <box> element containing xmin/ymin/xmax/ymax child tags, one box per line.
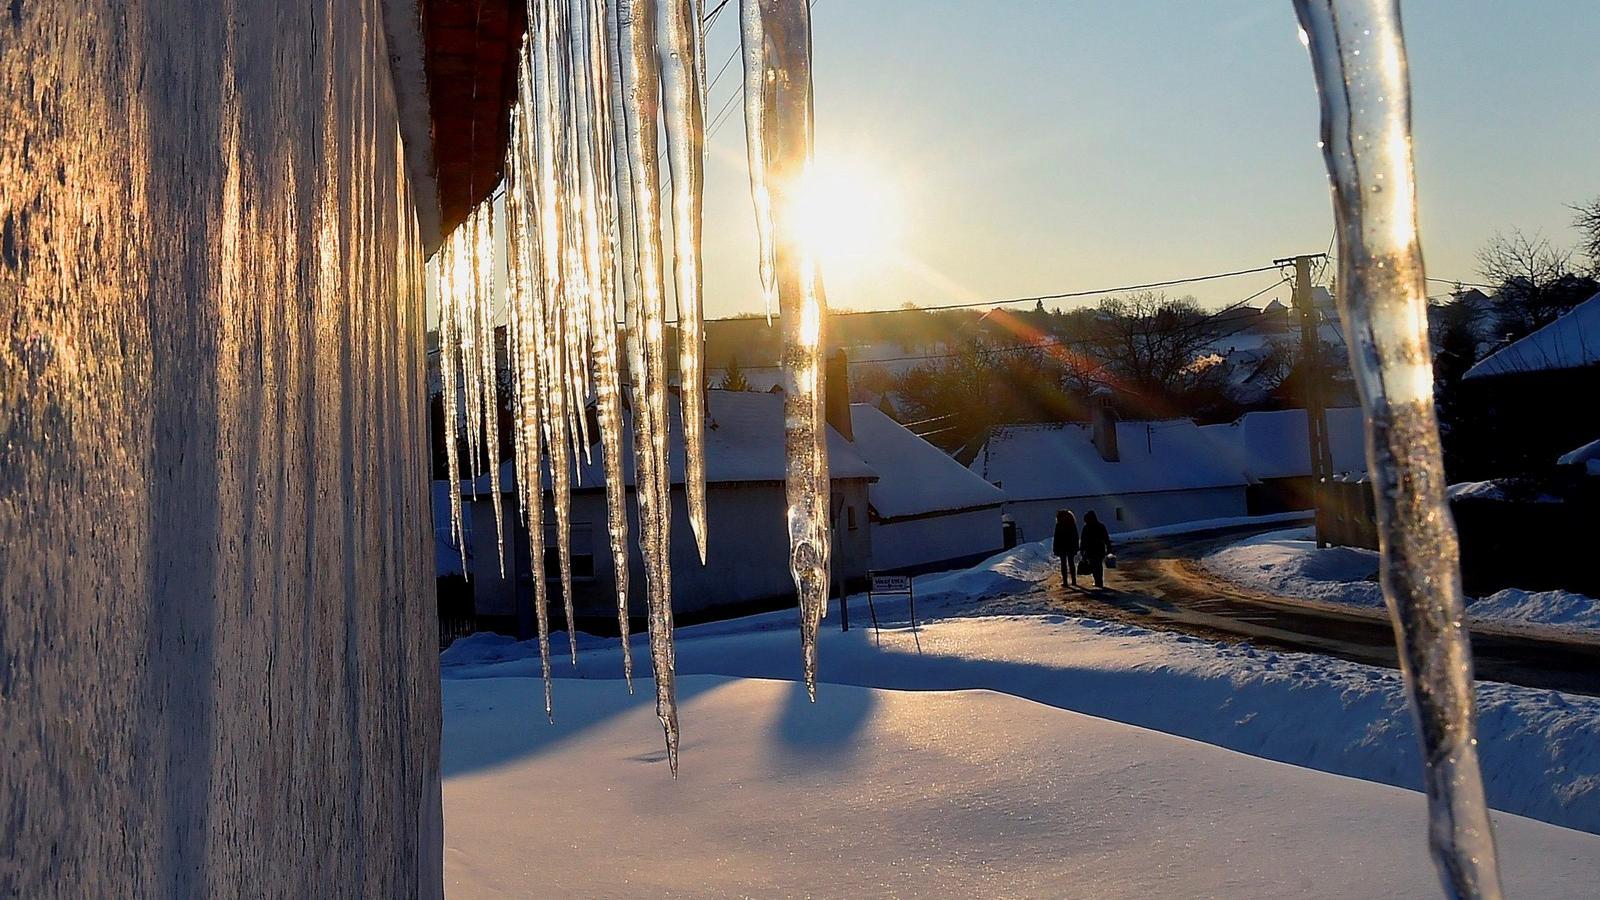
<box><xmin>697</xmin><ymin>0</ymin><xmax>1600</xmax><ymax>316</ymax></box>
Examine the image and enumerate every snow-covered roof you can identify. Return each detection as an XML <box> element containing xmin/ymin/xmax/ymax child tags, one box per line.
<box><xmin>1202</xmin><ymin>408</ymin><xmax>1368</xmax><ymax>481</ymax></box>
<box><xmin>970</xmin><ymin>420</ymin><xmax>1251</xmax><ymax>502</ymax></box>
<box><xmin>1559</xmin><ymin>437</ymin><xmax>1600</xmax><ymax>476</ymax></box>
<box><xmin>1464</xmin><ymin>291</ymin><xmax>1600</xmax><ymax>380</ymax></box>
<box><xmin>464</xmin><ymin>389</ymin><xmax>876</xmax><ymax>495</ymax></box>
<box><xmin>847</xmin><ymin>404</ymin><xmax>1005</xmax><ymax>520</ymax></box>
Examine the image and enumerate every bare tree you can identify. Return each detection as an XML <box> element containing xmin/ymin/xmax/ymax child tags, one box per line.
<box><xmin>1078</xmin><ymin>292</ymin><xmax>1229</xmax><ymax>414</ymax></box>
<box><xmin>1571</xmin><ymin>197</ymin><xmax>1600</xmax><ymax>272</ymax></box>
<box><xmin>1476</xmin><ymin>229</ymin><xmax>1597</xmax><ymax>340</ymax></box>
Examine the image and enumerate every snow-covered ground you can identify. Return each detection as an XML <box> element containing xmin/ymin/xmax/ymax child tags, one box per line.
<box><xmin>442</xmin><ymin>540</ymin><xmax>1600</xmax><ymax>896</ymax></box>
<box><xmin>1203</xmin><ymin>526</ymin><xmax>1600</xmax><ymax>635</ymax></box>
<box><xmin>444</xmin><ymin>675</ymin><xmax>1599</xmax><ymax>899</ymax></box>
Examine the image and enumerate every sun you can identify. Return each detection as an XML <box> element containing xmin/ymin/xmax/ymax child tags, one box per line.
<box><xmin>795</xmin><ymin>157</ymin><xmax>901</xmax><ymax>270</ymax></box>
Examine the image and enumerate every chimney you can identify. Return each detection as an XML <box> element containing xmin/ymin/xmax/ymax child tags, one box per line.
<box><xmin>1090</xmin><ymin>389</ymin><xmax>1119</xmax><ymax>462</ymax></box>
<box><xmin>824</xmin><ymin>348</ymin><xmax>853</xmax><ymax>441</ymax></box>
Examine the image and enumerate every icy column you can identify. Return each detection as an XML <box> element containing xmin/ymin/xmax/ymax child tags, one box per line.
<box><xmin>435</xmin><ymin>238</ymin><xmax>466</xmax><ymax>563</ymax></box>
<box><xmin>738</xmin><ymin>0</ymin><xmax>777</xmax><ymax>317</ymax></box>
<box><xmin>507</xmin><ymin>95</ymin><xmax>556</xmax><ymax>718</ymax></box>
<box><xmin>475</xmin><ymin>204</ymin><xmax>508</xmax><ymax>575</ymax></box>
<box><xmin>1293</xmin><ymin>2</ymin><xmax>1503</xmax><ymax>897</ymax></box>
<box><xmin>660</xmin><ymin>0</ymin><xmax>711</xmax><ymax>562</ymax></box>
<box><xmin>533</xmin><ymin>1</ymin><xmax>583</xmax><ymax>666</ymax></box>
<box><xmin>740</xmin><ymin>0</ymin><xmax>831</xmax><ymax>698</ymax></box>
<box><xmin>581</xmin><ymin>0</ymin><xmax>637</xmax><ymax>687</ymax></box>
<box><xmin>617</xmin><ymin>0</ymin><xmax>682</xmax><ymax>771</ymax></box>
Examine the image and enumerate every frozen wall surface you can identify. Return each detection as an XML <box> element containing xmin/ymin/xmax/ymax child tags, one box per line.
<box><xmin>1</xmin><ymin>2</ymin><xmax>441</xmax><ymax>897</ymax></box>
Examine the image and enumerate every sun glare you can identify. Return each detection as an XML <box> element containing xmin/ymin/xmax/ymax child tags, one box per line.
<box><xmin>796</xmin><ymin>158</ymin><xmax>900</xmax><ymax>269</ymax></box>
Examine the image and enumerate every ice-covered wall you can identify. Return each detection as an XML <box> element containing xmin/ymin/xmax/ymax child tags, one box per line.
<box><xmin>1</xmin><ymin>2</ymin><xmax>440</xmax><ymax>896</ymax></box>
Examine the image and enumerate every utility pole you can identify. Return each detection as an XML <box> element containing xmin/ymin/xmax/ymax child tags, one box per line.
<box><xmin>1276</xmin><ymin>254</ymin><xmax>1335</xmax><ymax>547</ymax></box>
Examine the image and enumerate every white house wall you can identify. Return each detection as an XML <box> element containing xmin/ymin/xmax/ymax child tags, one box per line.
<box><xmin>871</xmin><ymin>507</ymin><xmax>1005</xmax><ymax>574</ymax></box>
<box><xmin>1005</xmin><ymin>487</ymin><xmax>1249</xmax><ymax>544</ymax></box>
<box><xmin>465</xmin><ymin>481</ymin><xmax>874</xmax><ymax>623</ymax></box>
<box><xmin>2</xmin><ymin>4</ymin><xmax>440</xmax><ymax>896</ymax></box>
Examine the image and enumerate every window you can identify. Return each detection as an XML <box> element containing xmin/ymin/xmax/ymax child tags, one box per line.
<box><xmin>543</xmin><ymin>522</ymin><xmax>596</xmax><ymax>580</ymax></box>
<box><xmin>846</xmin><ymin>505</ymin><xmax>858</xmax><ymax>530</ymax></box>
<box><xmin>1115</xmin><ymin>507</ymin><xmax>1124</xmax><ymax>522</ymax></box>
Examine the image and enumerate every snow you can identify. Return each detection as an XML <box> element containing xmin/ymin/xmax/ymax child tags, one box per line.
<box><xmin>972</xmin><ymin>420</ymin><xmax>1250</xmax><ymax>502</ymax></box>
<box><xmin>1471</xmin><ymin>589</ymin><xmax>1600</xmax><ymax>633</ymax></box>
<box><xmin>1464</xmin><ymin>290</ymin><xmax>1600</xmax><ymax>380</ymax></box>
<box><xmin>465</xmin><ymin>389</ymin><xmax>878</xmax><ymax>494</ymax></box>
<box><xmin>1203</xmin><ymin>527</ymin><xmax>1384</xmax><ymax>608</ymax></box>
<box><xmin>1204</xmin><ymin>527</ymin><xmax>1600</xmax><ymax>636</ymax></box>
<box><xmin>848</xmin><ymin>403</ymin><xmax>1004</xmax><ymax>519</ymax></box>
<box><xmin>443</xmin><ymin>541</ymin><xmax>1600</xmax><ymax>841</ymax></box>
<box><xmin>1558</xmin><ymin>437</ymin><xmax>1600</xmax><ymax>475</ymax></box>
<box><xmin>1448</xmin><ymin>479</ymin><xmax>1511</xmax><ymax>502</ymax></box>
<box><xmin>444</xmin><ymin>674</ymin><xmax>1600</xmax><ymax>899</ymax></box>
<box><xmin>1202</xmin><ymin>407</ymin><xmax>1368</xmax><ymax>480</ymax></box>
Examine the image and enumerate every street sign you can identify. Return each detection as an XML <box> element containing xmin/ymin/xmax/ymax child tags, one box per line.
<box><xmin>864</xmin><ymin>571</ymin><xmax>920</xmax><ymax>652</ymax></box>
<box><xmin>871</xmin><ymin>574</ymin><xmax>911</xmax><ymax>594</ymax></box>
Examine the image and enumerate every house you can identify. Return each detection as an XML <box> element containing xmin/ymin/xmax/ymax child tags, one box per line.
<box><xmin>458</xmin><ymin>389</ymin><xmax>878</xmax><ymax>635</ymax></box>
<box><xmin>1458</xmin><ymin>291</ymin><xmax>1600</xmax><ymax>477</ymax></box>
<box><xmin>847</xmin><ymin>403</ymin><xmax>1007</xmax><ymax>574</ymax></box>
<box><xmin>1202</xmin><ymin>408</ymin><xmax>1368</xmax><ymax>513</ymax></box>
<box><xmin>967</xmin><ymin>403</ymin><xmax>1251</xmax><ymax>542</ymax></box>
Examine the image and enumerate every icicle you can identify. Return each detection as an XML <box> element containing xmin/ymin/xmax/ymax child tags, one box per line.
<box><xmin>660</xmin><ymin>0</ymin><xmax>710</xmax><ymax>563</ymax></box>
<box><xmin>532</xmin><ymin>1</ymin><xmax>584</xmax><ymax>667</ymax></box>
<box><xmin>617</xmin><ymin>0</ymin><xmax>681</xmax><ymax>773</ymax></box>
<box><xmin>1294</xmin><ymin>3</ymin><xmax>1502</xmax><ymax>897</ymax></box>
<box><xmin>740</xmin><ymin>0</ymin><xmax>830</xmax><ymax>699</ymax></box>
<box><xmin>510</xmin><ymin>64</ymin><xmax>557</xmax><ymax>718</ymax></box>
<box><xmin>459</xmin><ymin>213</ymin><xmax>484</xmax><ymax>498</ymax></box>
<box><xmin>581</xmin><ymin>0</ymin><xmax>636</xmax><ymax>688</ymax></box>
<box><xmin>476</xmin><ymin>203</ymin><xmax>508</xmax><ymax>576</ymax></box>
<box><xmin>739</xmin><ymin>0</ymin><xmax>777</xmax><ymax>321</ymax></box>
<box><xmin>436</xmin><ymin>237</ymin><xmax>467</xmax><ymax>569</ymax></box>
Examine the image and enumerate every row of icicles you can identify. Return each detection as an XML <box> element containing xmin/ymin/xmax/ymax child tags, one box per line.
<box><xmin>434</xmin><ymin>0</ymin><xmax>827</xmax><ymax>774</ymax></box>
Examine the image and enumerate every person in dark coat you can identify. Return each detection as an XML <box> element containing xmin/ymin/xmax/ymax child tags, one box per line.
<box><xmin>1052</xmin><ymin>509</ymin><xmax>1079</xmax><ymax>588</ymax></box>
<box><xmin>1080</xmin><ymin>510</ymin><xmax>1113</xmax><ymax>589</ymax></box>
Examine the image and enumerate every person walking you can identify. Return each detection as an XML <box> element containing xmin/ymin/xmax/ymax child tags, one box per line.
<box><xmin>1052</xmin><ymin>509</ymin><xmax>1079</xmax><ymax>588</ymax></box>
<box><xmin>1080</xmin><ymin>510</ymin><xmax>1113</xmax><ymax>589</ymax></box>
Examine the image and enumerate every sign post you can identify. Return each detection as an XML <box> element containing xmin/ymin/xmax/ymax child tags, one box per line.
<box><xmin>866</xmin><ymin>572</ymin><xmax>920</xmax><ymax>652</ymax></box>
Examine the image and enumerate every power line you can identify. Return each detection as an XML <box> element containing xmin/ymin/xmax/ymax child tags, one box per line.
<box><xmin>703</xmin><ymin>0</ymin><xmax>731</xmax><ymax>25</ymax></box>
<box><xmin>719</xmin><ymin>275</ymin><xmax>1291</xmax><ymax>371</ymax></box>
<box><xmin>828</xmin><ymin>263</ymin><xmax>1286</xmax><ymax>318</ymax></box>
<box><xmin>1433</xmin><ymin>273</ymin><xmax>1491</xmax><ymax>286</ymax></box>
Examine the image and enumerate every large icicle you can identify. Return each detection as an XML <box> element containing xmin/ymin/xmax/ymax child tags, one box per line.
<box><xmin>740</xmin><ymin>0</ymin><xmax>831</xmax><ymax>698</ymax></box>
<box><xmin>616</xmin><ymin>0</ymin><xmax>681</xmax><ymax>772</ymax></box>
<box><xmin>581</xmin><ymin>0</ymin><xmax>636</xmax><ymax>687</ymax></box>
<box><xmin>436</xmin><ymin>236</ymin><xmax>467</xmax><ymax>564</ymax></box>
<box><xmin>1293</xmin><ymin>2</ymin><xmax>1503</xmax><ymax>897</ymax></box>
<box><xmin>475</xmin><ymin>203</ymin><xmax>508</xmax><ymax>575</ymax></box>
<box><xmin>534</xmin><ymin>0</ymin><xmax>584</xmax><ymax>667</ymax></box>
<box><xmin>660</xmin><ymin>0</ymin><xmax>710</xmax><ymax>562</ymax></box>
<box><xmin>508</xmin><ymin>92</ymin><xmax>556</xmax><ymax>720</ymax></box>
<box><xmin>738</xmin><ymin>0</ymin><xmax>777</xmax><ymax>319</ymax></box>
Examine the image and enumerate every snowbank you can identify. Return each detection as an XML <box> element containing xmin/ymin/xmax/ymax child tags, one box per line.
<box><xmin>444</xmin><ymin>675</ymin><xmax>1600</xmax><ymax>899</ymax></box>
<box><xmin>1471</xmin><ymin>589</ymin><xmax>1600</xmax><ymax>632</ymax></box>
<box><xmin>911</xmin><ymin>539</ymin><xmax>1056</xmax><ymax>601</ymax></box>
<box><xmin>1202</xmin><ymin>526</ymin><xmax>1600</xmax><ymax>635</ymax></box>
<box><xmin>1202</xmin><ymin>526</ymin><xmax>1383</xmax><ymax>607</ymax></box>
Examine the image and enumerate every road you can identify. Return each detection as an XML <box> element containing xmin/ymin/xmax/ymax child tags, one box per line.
<box><xmin>1024</xmin><ymin>525</ymin><xmax>1600</xmax><ymax>697</ymax></box>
